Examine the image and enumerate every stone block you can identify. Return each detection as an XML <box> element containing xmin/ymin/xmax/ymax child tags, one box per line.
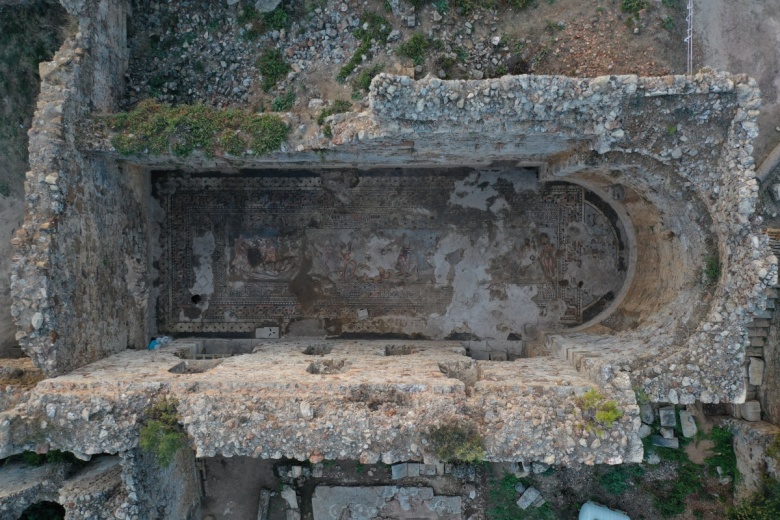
<box><xmin>749</xmin><ymin>357</ymin><xmax>765</xmax><ymax>386</ymax></box>
<box><xmin>679</xmin><ymin>410</ymin><xmax>698</xmax><ymax>438</ymax></box>
<box><xmin>651</xmin><ymin>435</ymin><xmax>679</xmax><ymax>449</ymax></box>
<box><xmin>422</xmin><ymin>464</ymin><xmax>437</xmax><ymax>476</ymax></box>
<box><xmin>435</xmin><ymin>462</ymin><xmax>445</xmax><ymax>475</ymax></box>
<box><xmin>639</xmin><ymin>403</ymin><xmax>655</xmax><ymax>424</ymax></box>
<box><xmin>639</xmin><ymin>424</ymin><xmax>652</xmax><ymax>438</ymax></box>
<box><xmin>257</xmin><ymin>489</ymin><xmax>272</xmax><ymax>520</ymax></box>
<box><xmin>739</xmin><ymin>400</ymin><xmax>762</xmax><ymax>422</ymax></box>
<box><xmin>532</xmin><ymin>494</ymin><xmax>546</xmax><ymax>508</ymax></box>
<box><xmin>516</xmin><ymin>487</ymin><xmax>541</xmax><ymax>510</ymax></box>
<box><xmin>532</xmin><ymin>462</ymin><xmax>549</xmax><ymax>474</ymax></box>
<box><xmin>514</xmin><ymin>481</ymin><xmax>526</xmax><ymax>494</ymax></box>
<box><xmin>407</xmin><ymin>463</ymin><xmax>420</xmax><ymax>477</ymax></box>
<box><xmin>659</xmin><ymin>406</ymin><xmax>677</xmax><ymax>427</ymax></box>
<box><xmin>660</xmin><ymin>427</ymin><xmax>675</xmax><ymax>439</ymax></box>
<box><xmin>391</xmin><ymin>463</ymin><xmax>408</xmax><ymax>480</ymax></box>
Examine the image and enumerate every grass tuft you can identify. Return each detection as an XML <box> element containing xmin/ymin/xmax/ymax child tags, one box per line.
<box><xmin>256</xmin><ymin>49</ymin><xmax>292</xmax><ymax>91</ymax></box>
<box><xmin>317</xmin><ymin>99</ymin><xmax>353</xmax><ymax>126</ymax></box>
<box><xmin>336</xmin><ymin>13</ymin><xmax>391</xmax><ymax>82</ymax></box>
<box><xmin>353</xmin><ymin>63</ymin><xmax>384</xmax><ymax>92</ymax></box>
<box><xmin>428</xmin><ymin>421</ymin><xmax>484</xmax><ymax>463</ymax></box>
<box><xmin>271</xmin><ymin>91</ymin><xmax>296</xmax><ymax>112</ymax></box>
<box><xmin>577</xmin><ymin>388</ymin><xmax>623</xmax><ymax>431</ymax></box>
<box><xmin>108</xmin><ymin>100</ymin><xmax>289</xmax><ymax>157</ymax></box>
<box><xmin>398</xmin><ymin>32</ymin><xmax>435</xmax><ymax>66</ymax></box>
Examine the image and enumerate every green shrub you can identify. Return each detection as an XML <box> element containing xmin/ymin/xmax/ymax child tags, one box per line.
<box><xmin>353</xmin><ymin>63</ymin><xmax>384</xmax><ymax>92</ymax></box>
<box><xmin>256</xmin><ymin>49</ymin><xmax>291</xmax><ymax>91</ymax></box>
<box><xmin>398</xmin><ymin>32</ymin><xmax>432</xmax><ymax>66</ymax></box>
<box><xmin>336</xmin><ymin>13</ymin><xmax>391</xmax><ymax>82</ymax></box>
<box><xmin>108</xmin><ymin>100</ymin><xmax>289</xmax><ymax>157</ymax></box>
<box><xmin>18</xmin><ymin>450</ymin><xmax>84</xmax><ymax>467</ymax></box>
<box><xmin>271</xmin><ymin>91</ymin><xmax>296</xmax><ymax>111</ymax></box>
<box><xmin>428</xmin><ymin>421</ymin><xmax>484</xmax><ymax>463</ymax></box>
<box><xmin>577</xmin><ymin>388</ymin><xmax>623</xmax><ymax>431</ymax></box>
<box><xmin>317</xmin><ymin>99</ymin><xmax>352</xmax><ymax>126</ymax></box>
<box><xmin>662</xmin><ymin>16</ymin><xmax>674</xmax><ymax>30</ymax></box>
<box><xmin>139</xmin><ymin>397</ymin><xmax>187</xmax><ymax>468</ymax></box>
<box><xmin>704</xmin><ymin>255</ymin><xmax>721</xmax><ymax>285</ymax></box>
<box><xmin>621</xmin><ymin>0</ymin><xmax>647</xmax><ymax>15</ymax></box>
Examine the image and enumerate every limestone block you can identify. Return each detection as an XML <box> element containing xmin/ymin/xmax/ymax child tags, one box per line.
<box><xmin>639</xmin><ymin>404</ymin><xmax>654</xmax><ymax>424</ymax></box>
<box><xmin>651</xmin><ymin>435</ymin><xmax>679</xmax><ymax>449</ymax></box>
<box><xmin>679</xmin><ymin>411</ymin><xmax>698</xmax><ymax>438</ymax></box>
<box><xmin>749</xmin><ymin>357</ymin><xmax>765</xmax><ymax>386</ymax></box>
<box><xmin>516</xmin><ymin>487</ymin><xmax>541</xmax><ymax>510</ymax></box>
<box><xmin>638</xmin><ymin>424</ymin><xmax>652</xmax><ymax>438</ymax></box>
<box><xmin>740</xmin><ymin>401</ymin><xmax>762</xmax><ymax>422</ymax></box>
<box><xmin>659</xmin><ymin>406</ymin><xmax>677</xmax><ymax>427</ymax></box>
<box><xmin>407</xmin><ymin>463</ymin><xmax>420</xmax><ymax>477</ymax></box>
<box><xmin>391</xmin><ymin>463</ymin><xmax>408</xmax><ymax>480</ymax></box>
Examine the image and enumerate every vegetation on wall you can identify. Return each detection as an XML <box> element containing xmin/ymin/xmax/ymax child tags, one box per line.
<box><xmin>576</xmin><ymin>388</ymin><xmax>623</xmax><ymax>432</ymax></box>
<box><xmin>427</xmin><ymin>421</ymin><xmax>485</xmax><ymax>463</ymax></box>
<box><xmin>139</xmin><ymin>397</ymin><xmax>188</xmax><ymax>468</ymax></box>
<box><xmin>108</xmin><ymin>100</ymin><xmax>289</xmax><ymax>157</ymax></box>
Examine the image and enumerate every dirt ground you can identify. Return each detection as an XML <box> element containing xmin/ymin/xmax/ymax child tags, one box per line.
<box><xmin>196</xmin><ymin>455</ymin><xmax>734</xmax><ymax>520</ymax></box>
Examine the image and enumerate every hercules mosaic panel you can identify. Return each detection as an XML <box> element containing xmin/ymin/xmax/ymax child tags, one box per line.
<box><xmin>153</xmin><ymin>169</ymin><xmax>628</xmax><ymax>338</ymax></box>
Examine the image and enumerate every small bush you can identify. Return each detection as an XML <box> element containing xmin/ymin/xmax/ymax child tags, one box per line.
<box><xmin>353</xmin><ymin>63</ymin><xmax>384</xmax><ymax>92</ymax></box>
<box><xmin>108</xmin><ymin>100</ymin><xmax>289</xmax><ymax>157</ymax></box>
<box><xmin>577</xmin><ymin>388</ymin><xmax>623</xmax><ymax>431</ymax></box>
<box><xmin>256</xmin><ymin>49</ymin><xmax>291</xmax><ymax>91</ymax></box>
<box><xmin>428</xmin><ymin>421</ymin><xmax>484</xmax><ymax>463</ymax></box>
<box><xmin>662</xmin><ymin>16</ymin><xmax>674</xmax><ymax>30</ymax></box>
<box><xmin>704</xmin><ymin>255</ymin><xmax>721</xmax><ymax>285</ymax></box>
<box><xmin>263</xmin><ymin>7</ymin><xmax>289</xmax><ymax>30</ymax></box>
<box><xmin>398</xmin><ymin>32</ymin><xmax>432</xmax><ymax>66</ymax></box>
<box><xmin>317</xmin><ymin>99</ymin><xmax>352</xmax><ymax>126</ymax></box>
<box><xmin>621</xmin><ymin>0</ymin><xmax>647</xmax><ymax>15</ymax></box>
<box><xmin>139</xmin><ymin>397</ymin><xmax>187</xmax><ymax>468</ymax></box>
<box><xmin>271</xmin><ymin>91</ymin><xmax>296</xmax><ymax>111</ymax></box>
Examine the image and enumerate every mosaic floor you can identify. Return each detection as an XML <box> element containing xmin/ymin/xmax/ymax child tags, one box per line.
<box><xmin>153</xmin><ymin>168</ymin><xmax>628</xmax><ymax>339</ymax></box>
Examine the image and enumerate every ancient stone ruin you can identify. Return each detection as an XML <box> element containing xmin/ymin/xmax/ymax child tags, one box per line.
<box><xmin>0</xmin><ymin>0</ymin><xmax>777</xmax><ymax>518</ymax></box>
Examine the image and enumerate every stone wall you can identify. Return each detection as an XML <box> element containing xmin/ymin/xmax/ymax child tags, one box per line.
<box><xmin>117</xmin><ymin>448</ymin><xmax>200</xmax><ymax>520</ymax></box>
<box><xmin>0</xmin><ymin>341</ymin><xmax>641</xmax><ymax>466</ymax></box>
<box><xmin>79</xmin><ymin>71</ymin><xmax>776</xmax><ymax>405</ymax></box>
<box><xmin>11</xmin><ymin>0</ymin><xmax>149</xmax><ymax>376</ymax></box>
<box><xmin>59</xmin><ymin>456</ymin><xmax>125</xmax><ymax>520</ymax></box>
<box><xmin>0</xmin><ymin>462</ymin><xmax>65</xmax><ymax>520</ymax></box>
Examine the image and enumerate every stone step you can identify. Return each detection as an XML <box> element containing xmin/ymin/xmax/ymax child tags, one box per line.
<box><xmin>750</xmin><ymin>319</ymin><xmax>771</xmax><ymax>328</ymax></box>
<box><xmin>751</xmin><ymin>309</ymin><xmax>773</xmax><ymax>319</ymax></box>
<box><xmin>748</xmin><ymin>328</ymin><xmax>769</xmax><ymax>338</ymax></box>
<box><xmin>746</xmin><ymin>346</ymin><xmax>764</xmax><ymax>357</ymax></box>
<box><xmin>766</xmin><ymin>299</ymin><xmax>775</xmax><ymax>309</ymax></box>
<box><xmin>767</xmin><ymin>288</ymin><xmax>779</xmax><ymax>299</ymax></box>
<box><xmin>750</xmin><ymin>337</ymin><xmax>766</xmax><ymax>347</ymax></box>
